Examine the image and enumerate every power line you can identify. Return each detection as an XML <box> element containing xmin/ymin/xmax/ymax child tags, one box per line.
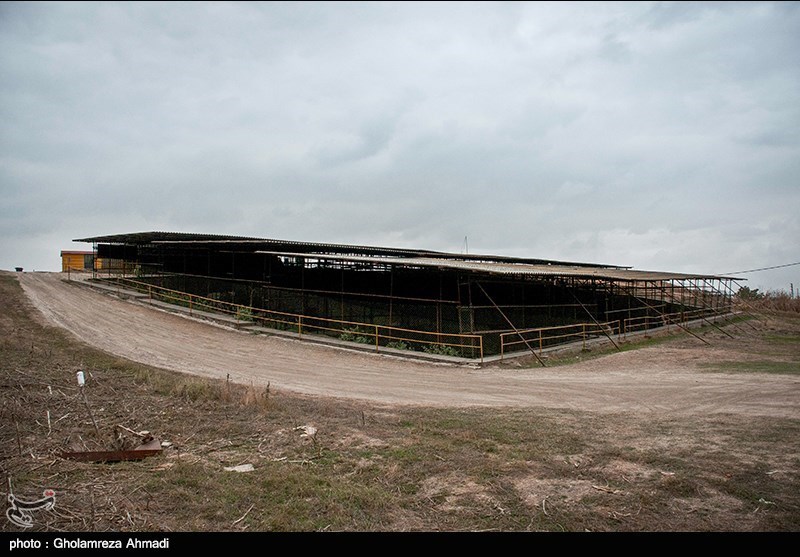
<box><xmin>723</xmin><ymin>261</ymin><xmax>800</xmax><ymax>275</ymax></box>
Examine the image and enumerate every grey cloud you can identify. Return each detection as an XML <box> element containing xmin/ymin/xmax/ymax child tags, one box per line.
<box><xmin>1</xmin><ymin>2</ymin><xmax>798</xmax><ymax>290</ymax></box>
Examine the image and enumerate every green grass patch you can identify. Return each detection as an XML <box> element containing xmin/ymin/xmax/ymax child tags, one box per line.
<box><xmin>699</xmin><ymin>360</ymin><xmax>800</xmax><ymax>375</ymax></box>
<box><xmin>141</xmin><ymin>460</ymin><xmax>392</xmax><ymax>531</ymax></box>
<box><xmin>764</xmin><ymin>334</ymin><xmax>800</xmax><ymax>345</ymax></box>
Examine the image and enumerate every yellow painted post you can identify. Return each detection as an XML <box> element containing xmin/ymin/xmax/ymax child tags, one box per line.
<box><xmin>298</xmin><ymin>316</ymin><xmax>303</xmax><ymax>336</ymax></box>
<box><xmin>375</xmin><ymin>325</ymin><xmax>379</xmax><ymax>352</ymax></box>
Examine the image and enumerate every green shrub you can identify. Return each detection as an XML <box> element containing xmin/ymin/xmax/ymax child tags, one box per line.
<box><xmin>386</xmin><ymin>340</ymin><xmax>410</xmax><ymax>351</ymax></box>
<box><xmin>422</xmin><ymin>343</ymin><xmax>462</xmax><ymax>357</ymax></box>
<box><xmin>339</xmin><ymin>327</ymin><xmax>373</xmax><ymax>344</ymax></box>
<box><xmin>236</xmin><ymin>306</ymin><xmax>254</xmax><ymax>322</ymax></box>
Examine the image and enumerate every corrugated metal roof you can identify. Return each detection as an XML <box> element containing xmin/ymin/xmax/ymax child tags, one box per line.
<box><xmin>256</xmin><ymin>251</ymin><xmax>741</xmax><ymax>281</ymax></box>
<box><xmin>74</xmin><ymin>231</ymin><xmax>268</xmax><ymax>244</ymax></box>
<box><xmin>73</xmin><ymin>231</ymin><xmax>623</xmax><ymax>269</ymax></box>
<box><xmin>75</xmin><ymin>231</ymin><xmax>739</xmax><ymax>280</ymax></box>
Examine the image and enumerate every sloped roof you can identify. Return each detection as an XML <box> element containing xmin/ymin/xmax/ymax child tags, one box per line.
<box><xmin>74</xmin><ymin>231</ymin><xmax>621</xmax><ymax>269</ymax></box>
<box><xmin>75</xmin><ymin>231</ymin><xmax>740</xmax><ymax>281</ymax></box>
<box><xmin>256</xmin><ymin>250</ymin><xmax>739</xmax><ymax>281</ymax></box>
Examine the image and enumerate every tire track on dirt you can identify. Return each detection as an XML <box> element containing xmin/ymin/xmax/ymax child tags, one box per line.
<box><xmin>16</xmin><ymin>272</ymin><xmax>800</xmax><ymax>418</ymax></box>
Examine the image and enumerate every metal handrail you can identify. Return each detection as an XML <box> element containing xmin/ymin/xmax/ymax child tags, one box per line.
<box><xmin>98</xmin><ymin>276</ymin><xmax>484</xmax><ymax>362</ymax></box>
<box><xmin>620</xmin><ymin>307</ymin><xmax>727</xmax><ymax>337</ymax></box>
<box><xmin>499</xmin><ymin>321</ymin><xmax>617</xmax><ymax>359</ymax></box>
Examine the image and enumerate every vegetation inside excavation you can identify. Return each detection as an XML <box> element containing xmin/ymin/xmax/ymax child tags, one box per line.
<box><xmin>2</xmin><ymin>271</ymin><xmax>799</xmax><ymax>532</ymax></box>
<box><xmin>84</xmin><ymin>234</ymin><xmax>737</xmax><ymax>360</ymax></box>
<box><xmin>96</xmin><ymin>270</ymin><xmax>730</xmax><ymax>360</ymax></box>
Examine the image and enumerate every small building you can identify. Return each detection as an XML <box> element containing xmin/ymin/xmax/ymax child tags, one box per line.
<box><xmin>60</xmin><ymin>250</ymin><xmax>94</xmax><ymax>272</ymax></box>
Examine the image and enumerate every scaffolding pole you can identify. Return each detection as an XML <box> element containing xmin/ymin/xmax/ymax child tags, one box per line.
<box><xmin>727</xmin><ymin>280</ymin><xmax>772</xmax><ymax>326</ymax></box>
<box><xmin>569</xmin><ymin>289</ymin><xmax>620</xmax><ymax>350</ymax></box>
<box><xmin>698</xmin><ymin>278</ymin><xmax>755</xmax><ymax>334</ymax></box>
<box><xmin>656</xmin><ymin>282</ymin><xmax>735</xmax><ymax>339</ymax></box>
<box><xmin>617</xmin><ymin>282</ymin><xmax>711</xmax><ymax>345</ymax></box>
<box><xmin>474</xmin><ymin>281</ymin><xmax>546</xmax><ymax>367</ymax></box>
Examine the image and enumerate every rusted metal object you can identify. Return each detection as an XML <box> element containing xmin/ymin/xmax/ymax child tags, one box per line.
<box><xmin>60</xmin><ymin>438</ymin><xmax>162</xmax><ymax>463</ymax></box>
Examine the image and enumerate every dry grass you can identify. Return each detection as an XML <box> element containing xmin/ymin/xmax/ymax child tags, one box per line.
<box><xmin>737</xmin><ymin>290</ymin><xmax>800</xmax><ymax>314</ymax></box>
<box><xmin>2</xmin><ymin>272</ymin><xmax>799</xmax><ymax>532</ymax></box>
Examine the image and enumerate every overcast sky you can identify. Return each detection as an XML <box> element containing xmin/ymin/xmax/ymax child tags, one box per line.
<box><xmin>1</xmin><ymin>1</ymin><xmax>798</xmax><ymax>291</ymax></box>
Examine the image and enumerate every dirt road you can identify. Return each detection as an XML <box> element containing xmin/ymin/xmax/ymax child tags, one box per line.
<box><xmin>17</xmin><ymin>272</ymin><xmax>800</xmax><ymax>418</ymax></box>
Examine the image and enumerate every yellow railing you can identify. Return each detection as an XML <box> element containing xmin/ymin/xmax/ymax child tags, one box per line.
<box><xmin>64</xmin><ymin>266</ymin><xmax>92</xmax><ymax>279</ymax></box>
<box><xmin>620</xmin><ymin>307</ymin><xmax>728</xmax><ymax>338</ymax></box>
<box><xmin>498</xmin><ymin>306</ymin><xmax>733</xmax><ymax>358</ymax></box>
<box><xmin>499</xmin><ymin>306</ymin><xmax>729</xmax><ymax>359</ymax></box>
<box><xmin>97</xmin><ymin>277</ymin><xmax>484</xmax><ymax>361</ymax></box>
<box><xmin>64</xmin><ymin>264</ymin><xmax>132</xmax><ymax>278</ymax></box>
<box><xmin>499</xmin><ymin>321</ymin><xmax>618</xmax><ymax>359</ymax></box>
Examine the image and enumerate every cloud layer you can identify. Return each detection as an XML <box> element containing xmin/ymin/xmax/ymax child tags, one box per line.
<box><xmin>1</xmin><ymin>2</ymin><xmax>798</xmax><ymax>291</ymax></box>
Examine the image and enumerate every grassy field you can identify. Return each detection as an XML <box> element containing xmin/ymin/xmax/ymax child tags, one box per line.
<box><xmin>1</xmin><ymin>272</ymin><xmax>799</xmax><ymax>532</ymax></box>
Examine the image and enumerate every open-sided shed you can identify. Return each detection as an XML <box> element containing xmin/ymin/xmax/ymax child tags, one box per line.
<box><xmin>75</xmin><ymin>232</ymin><xmax>739</xmax><ymax>359</ymax></box>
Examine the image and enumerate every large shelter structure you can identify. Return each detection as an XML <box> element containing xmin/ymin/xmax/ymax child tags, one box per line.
<box><xmin>75</xmin><ymin>232</ymin><xmax>739</xmax><ymax>360</ymax></box>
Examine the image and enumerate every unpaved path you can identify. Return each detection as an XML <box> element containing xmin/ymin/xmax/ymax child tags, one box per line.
<box><xmin>17</xmin><ymin>272</ymin><xmax>800</xmax><ymax>418</ymax></box>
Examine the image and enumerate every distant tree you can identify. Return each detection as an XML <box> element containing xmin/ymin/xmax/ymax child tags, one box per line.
<box><xmin>737</xmin><ymin>286</ymin><xmax>764</xmax><ymax>300</ymax></box>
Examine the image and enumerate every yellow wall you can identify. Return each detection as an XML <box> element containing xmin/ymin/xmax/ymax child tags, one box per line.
<box><xmin>60</xmin><ymin>253</ymin><xmax>132</xmax><ymax>273</ymax></box>
<box><xmin>61</xmin><ymin>253</ymin><xmax>92</xmax><ymax>272</ymax></box>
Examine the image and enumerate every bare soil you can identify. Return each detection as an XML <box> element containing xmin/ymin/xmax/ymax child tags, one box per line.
<box><xmin>3</xmin><ymin>271</ymin><xmax>799</xmax><ymax>532</ymax></box>
<box><xmin>17</xmin><ymin>272</ymin><xmax>800</xmax><ymax>419</ymax></box>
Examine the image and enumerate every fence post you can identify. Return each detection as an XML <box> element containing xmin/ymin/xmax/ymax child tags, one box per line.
<box><xmin>298</xmin><ymin>316</ymin><xmax>303</xmax><ymax>336</ymax></box>
<box><xmin>539</xmin><ymin>330</ymin><xmax>543</xmax><ymax>355</ymax></box>
<box><xmin>582</xmin><ymin>324</ymin><xmax>586</xmax><ymax>350</ymax></box>
<box><xmin>189</xmin><ymin>296</ymin><xmax>193</xmax><ymax>316</ymax></box>
<box><xmin>375</xmin><ymin>325</ymin><xmax>379</xmax><ymax>352</ymax></box>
